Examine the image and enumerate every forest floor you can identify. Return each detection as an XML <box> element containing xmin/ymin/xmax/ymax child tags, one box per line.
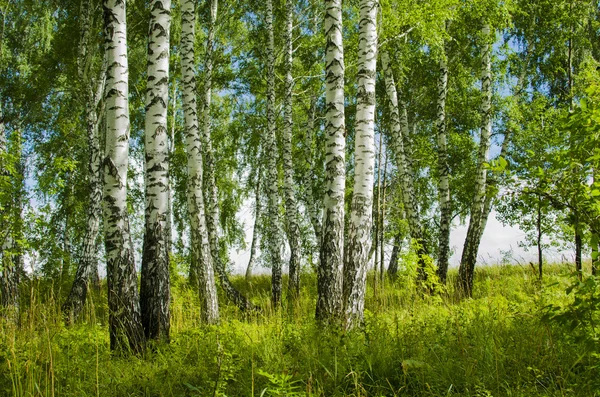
<box><xmin>0</xmin><ymin>262</ymin><xmax>598</xmax><ymax>396</ymax></box>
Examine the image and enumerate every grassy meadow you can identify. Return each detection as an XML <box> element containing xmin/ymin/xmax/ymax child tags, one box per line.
<box><xmin>0</xmin><ymin>262</ymin><xmax>598</xmax><ymax>397</ymax></box>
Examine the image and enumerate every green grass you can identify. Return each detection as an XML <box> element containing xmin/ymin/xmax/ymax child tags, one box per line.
<box><xmin>0</xmin><ymin>263</ymin><xmax>598</xmax><ymax>396</ymax></box>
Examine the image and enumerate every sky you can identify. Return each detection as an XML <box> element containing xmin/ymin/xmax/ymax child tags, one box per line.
<box><xmin>229</xmin><ymin>202</ymin><xmax>576</xmax><ymax>275</ymax></box>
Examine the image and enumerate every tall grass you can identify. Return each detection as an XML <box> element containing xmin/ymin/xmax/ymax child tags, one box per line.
<box><xmin>0</xmin><ymin>263</ymin><xmax>597</xmax><ymax>396</ymax></box>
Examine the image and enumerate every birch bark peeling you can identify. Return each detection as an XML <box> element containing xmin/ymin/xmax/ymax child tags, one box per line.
<box><xmin>316</xmin><ymin>0</ymin><xmax>346</xmax><ymax>323</ymax></box>
<box><xmin>102</xmin><ymin>0</ymin><xmax>145</xmax><ymax>353</ymax></box>
<box><xmin>181</xmin><ymin>0</ymin><xmax>219</xmax><ymax>324</ymax></box>
<box><xmin>141</xmin><ymin>0</ymin><xmax>171</xmax><ymax>342</ymax></box>
<box><xmin>343</xmin><ymin>0</ymin><xmax>378</xmax><ymax>329</ymax></box>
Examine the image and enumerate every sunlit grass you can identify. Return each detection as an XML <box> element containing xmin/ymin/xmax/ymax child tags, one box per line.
<box><xmin>0</xmin><ymin>263</ymin><xmax>597</xmax><ymax>396</ymax></box>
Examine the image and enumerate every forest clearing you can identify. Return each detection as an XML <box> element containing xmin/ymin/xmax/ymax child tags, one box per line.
<box><xmin>1</xmin><ymin>0</ymin><xmax>600</xmax><ymax>395</ymax></box>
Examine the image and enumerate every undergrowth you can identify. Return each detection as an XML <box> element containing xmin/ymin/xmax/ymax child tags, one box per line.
<box><xmin>0</xmin><ymin>262</ymin><xmax>598</xmax><ymax>396</ymax></box>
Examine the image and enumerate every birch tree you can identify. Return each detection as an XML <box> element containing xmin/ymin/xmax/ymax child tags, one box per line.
<box><xmin>201</xmin><ymin>0</ymin><xmax>254</xmax><ymax>312</ymax></box>
<box><xmin>102</xmin><ymin>0</ymin><xmax>145</xmax><ymax>353</ymax></box>
<box><xmin>181</xmin><ymin>0</ymin><xmax>219</xmax><ymax>324</ymax></box>
<box><xmin>265</xmin><ymin>0</ymin><xmax>283</xmax><ymax>308</ymax></box>
<box><xmin>435</xmin><ymin>29</ymin><xmax>451</xmax><ymax>284</ymax></box>
<box><xmin>316</xmin><ymin>0</ymin><xmax>345</xmax><ymax>322</ymax></box>
<box><xmin>283</xmin><ymin>0</ymin><xmax>302</xmax><ymax>304</ymax></box>
<box><xmin>63</xmin><ymin>0</ymin><xmax>106</xmax><ymax>323</ymax></box>
<box><xmin>140</xmin><ymin>0</ymin><xmax>171</xmax><ymax>342</ymax></box>
<box><xmin>343</xmin><ymin>0</ymin><xmax>378</xmax><ymax>328</ymax></box>
<box><xmin>381</xmin><ymin>49</ymin><xmax>429</xmax><ymax>283</ymax></box>
<box><xmin>457</xmin><ymin>22</ymin><xmax>493</xmax><ymax>297</ymax></box>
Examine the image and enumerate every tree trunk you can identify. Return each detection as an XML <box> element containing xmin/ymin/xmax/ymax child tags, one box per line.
<box><xmin>303</xmin><ymin>97</ymin><xmax>322</xmax><ymax>245</ymax></box>
<box><xmin>343</xmin><ymin>0</ymin><xmax>377</xmax><ymax>329</ymax></box>
<box><xmin>63</xmin><ymin>0</ymin><xmax>105</xmax><ymax>323</ymax></box>
<box><xmin>181</xmin><ymin>0</ymin><xmax>220</xmax><ymax>324</ymax></box>
<box><xmin>436</xmin><ymin>36</ymin><xmax>451</xmax><ymax>284</ymax></box>
<box><xmin>283</xmin><ymin>0</ymin><xmax>302</xmax><ymax>307</ymax></box>
<box><xmin>0</xmin><ymin>114</ymin><xmax>20</xmax><ymax>316</ymax></box>
<box><xmin>575</xmin><ymin>219</ymin><xmax>582</xmax><ymax>280</ymax></box>
<box><xmin>316</xmin><ymin>0</ymin><xmax>345</xmax><ymax>323</ymax></box>
<box><xmin>387</xmin><ymin>232</ymin><xmax>402</xmax><ymax>280</ymax></box>
<box><xmin>245</xmin><ymin>172</ymin><xmax>261</xmax><ymax>280</ymax></box>
<box><xmin>457</xmin><ymin>23</ymin><xmax>493</xmax><ymax>297</ymax></box>
<box><xmin>103</xmin><ymin>0</ymin><xmax>145</xmax><ymax>353</ymax></box>
<box><xmin>264</xmin><ymin>0</ymin><xmax>283</xmax><ymax>309</ymax></box>
<box><xmin>537</xmin><ymin>196</ymin><xmax>543</xmax><ymax>280</ymax></box>
<box><xmin>140</xmin><ymin>0</ymin><xmax>171</xmax><ymax>343</ymax></box>
<box><xmin>380</xmin><ymin>151</ymin><xmax>388</xmax><ymax>283</ymax></box>
<box><xmin>200</xmin><ymin>0</ymin><xmax>254</xmax><ymax>312</ymax></box>
<box><xmin>381</xmin><ymin>49</ymin><xmax>429</xmax><ymax>283</ymax></box>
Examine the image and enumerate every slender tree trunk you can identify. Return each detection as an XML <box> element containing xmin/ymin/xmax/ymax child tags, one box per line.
<box><xmin>575</xmin><ymin>218</ymin><xmax>582</xmax><ymax>280</ymax></box>
<box><xmin>245</xmin><ymin>172</ymin><xmax>261</xmax><ymax>280</ymax></box>
<box><xmin>63</xmin><ymin>0</ymin><xmax>106</xmax><ymax>323</ymax></box>
<box><xmin>304</xmin><ymin>98</ymin><xmax>322</xmax><ymax>244</ymax></box>
<box><xmin>343</xmin><ymin>0</ymin><xmax>377</xmax><ymax>328</ymax></box>
<box><xmin>200</xmin><ymin>0</ymin><xmax>254</xmax><ymax>312</ymax></box>
<box><xmin>379</xmin><ymin>151</ymin><xmax>387</xmax><ymax>283</ymax></box>
<box><xmin>381</xmin><ymin>49</ymin><xmax>429</xmax><ymax>283</ymax></box>
<box><xmin>0</xmin><ymin>114</ymin><xmax>19</xmax><ymax>315</ymax></box>
<box><xmin>140</xmin><ymin>0</ymin><xmax>171</xmax><ymax>343</ymax></box>
<box><xmin>436</xmin><ymin>35</ymin><xmax>451</xmax><ymax>284</ymax></box>
<box><xmin>264</xmin><ymin>0</ymin><xmax>283</xmax><ymax>309</ymax></box>
<box><xmin>374</xmin><ymin>136</ymin><xmax>382</xmax><ymax>289</ymax></box>
<box><xmin>102</xmin><ymin>0</ymin><xmax>145</xmax><ymax>353</ymax></box>
<box><xmin>317</xmin><ymin>0</ymin><xmax>346</xmax><ymax>323</ymax></box>
<box><xmin>537</xmin><ymin>195</ymin><xmax>543</xmax><ymax>280</ymax></box>
<box><xmin>166</xmin><ymin>75</ymin><xmax>177</xmax><ymax>255</ymax></box>
<box><xmin>387</xmin><ymin>232</ymin><xmax>402</xmax><ymax>280</ymax></box>
<box><xmin>457</xmin><ymin>23</ymin><xmax>493</xmax><ymax>297</ymax></box>
<box><xmin>180</xmin><ymin>0</ymin><xmax>220</xmax><ymax>324</ymax></box>
<box><xmin>283</xmin><ymin>0</ymin><xmax>302</xmax><ymax>306</ymax></box>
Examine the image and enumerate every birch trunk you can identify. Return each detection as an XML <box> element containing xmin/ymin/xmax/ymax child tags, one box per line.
<box><xmin>457</xmin><ymin>23</ymin><xmax>493</xmax><ymax>297</ymax></box>
<box><xmin>304</xmin><ymin>98</ymin><xmax>323</xmax><ymax>244</ymax></box>
<box><xmin>436</xmin><ymin>40</ymin><xmax>451</xmax><ymax>284</ymax></box>
<box><xmin>103</xmin><ymin>0</ymin><xmax>145</xmax><ymax>353</ymax></box>
<box><xmin>0</xmin><ymin>106</ymin><xmax>19</xmax><ymax>314</ymax></box>
<box><xmin>343</xmin><ymin>0</ymin><xmax>377</xmax><ymax>328</ymax></box>
<box><xmin>245</xmin><ymin>172</ymin><xmax>261</xmax><ymax>280</ymax></box>
<box><xmin>181</xmin><ymin>0</ymin><xmax>219</xmax><ymax>324</ymax></box>
<box><xmin>316</xmin><ymin>0</ymin><xmax>345</xmax><ymax>322</ymax></box>
<box><xmin>283</xmin><ymin>0</ymin><xmax>302</xmax><ymax>305</ymax></box>
<box><xmin>387</xmin><ymin>232</ymin><xmax>402</xmax><ymax>279</ymax></box>
<box><xmin>201</xmin><ymin>0</ymin><xmax>255</xmax><ymax>312</ymax></box>
<box><xmin>265</xmin><ymin>0</ymin><xmax>283</xmax><ymax>308</ymax></box>
<box><xmin>140</xmin><ymin>0</ymin><xmax>171</xmax><ymax>342</ymax></box>
<box><xmin>381</xmin><ymin>49</ymin><xmax>429</xmax><ymax>282</ymax></box>
<box><xmin>63</xmin><ymin>0</ymin><xmax>106</xmax><ymax>323</ymax></box>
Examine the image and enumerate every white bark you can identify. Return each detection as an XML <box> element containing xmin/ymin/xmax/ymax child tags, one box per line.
<box><xmin>436</xmin><ymin>38</ymin><xmax>451</xmax><ymax>283</ymax></box>
<box><xmin>316</xmin><ymin>0</ymin><xmax>345</xmax><ymax>323</ymax></box>
<box><xmin>141</xmin><ymin>0</ymin><xmax>171</xmax><ymax>342</ymax></box>
<box><xmin>265</xmin><ymin>0</ymin><xmax>283</xmax><ymax>308</ymax></box>
<box><xmin>181</xmin><ymin>0</ymin><xmax>219</xmax><ymax>324</ymax></box>
<box><xmin>103</xmin><ymin>0</ymin><xmax>145</xmax><ymax>353</ymax></box>
<box><xmin>458</xmin><ymin>23</ymin><xmax>493</xmax><ymax>296</ymax></box>
<box><xmin>201</xmin><ymin>0</ymin><xmax>255</xmax><ymax>312</ymax></box>
<box><xmin>283</xmin><ymin>0</ymin><xmax>302</xmax><ymax>304</ymax></box>
<box><xmin>381</xmin><ymin>49</ymin><xmax>429</xmax><ymax>282</ymax></box>
<box><xmin>343</xmin><ymin>0</ymin><xmax>378</xmax><ymax>328</ymax></box>
<box><xmin>63</xmin><ymin>0</ymin><xmax>105</xmax><ymax>323</ymax></box>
